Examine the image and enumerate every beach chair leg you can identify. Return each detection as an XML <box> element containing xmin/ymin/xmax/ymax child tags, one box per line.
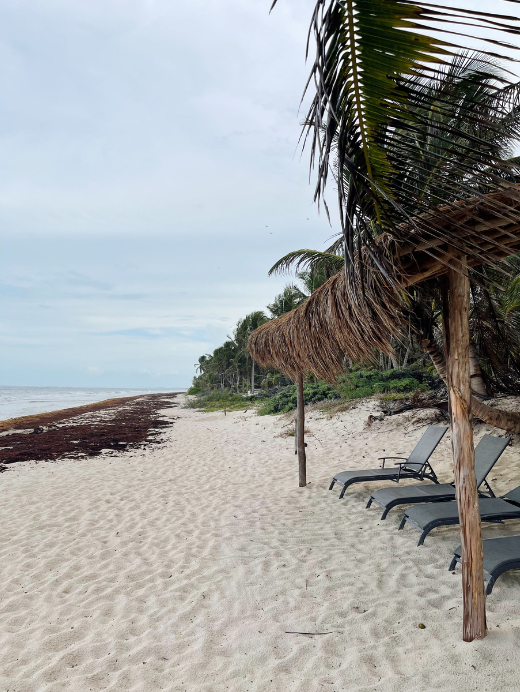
<box><xmin>417</xmin><ymin>530</ymin><xmax>428</xmax><ymax>547</ymax></box>
<box><xmin>486</xmin><ymin>578</ymin><xmax>494</xmax><ymax>595</ymax></box>
<box><xmin>398</xmin><ymin>516</ymin><xmax>407</xmax><ymax>531</ymax></box>
<box><xmin>380</xmin><ymin>507</ymin><xmax>391</xmax><ymax>520</ymax></box>
<box><xmin>329</xmin><ymin>480</ymin><xmax>336</xmax><ymax>491</ymax></box>
<box><xmin>338</xmin><ymin>485</ymin><xmax>347</xmax><ymax>499</ymax></box>
<box><xmin>448</xmin><ymin>556</ymin><xmax>457</xmax><ymax>571</ymax></box>
<box><xmin>366</xmin><ymin>497</ymin><xmax>373</xmax><ymax>509</ymax></box>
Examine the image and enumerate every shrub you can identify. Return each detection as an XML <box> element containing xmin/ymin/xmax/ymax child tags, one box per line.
<box><xmin>257</xmin><ymin>363</ymin><xmax>440</xmax><ymax>415</ymax></box>
<box><xmin>185</xmin><ymin>389</ymin><xmax>249</xmax><ymax>411</ymax></box>
<box><xmin>258</xmin><ymin>381</ymin><xmax>340</xmax><ymax>415</ymax></box>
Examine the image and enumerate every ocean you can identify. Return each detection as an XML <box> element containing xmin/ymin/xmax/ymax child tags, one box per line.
<box><xmin>0</xmin><ymin>386</ymin><xmax>186</xmax><ymax>422</ymax></box>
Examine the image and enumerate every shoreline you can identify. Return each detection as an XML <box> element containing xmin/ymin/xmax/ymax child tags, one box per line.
<box><xmin>0</xmin><ymin>392</ymin><xmax>184</xmax><ymax>432</ymax></box>
<box><xmin>0</xmin><ymin>393</ymin><xmax>179</xmax><ymax>467</ymax></box>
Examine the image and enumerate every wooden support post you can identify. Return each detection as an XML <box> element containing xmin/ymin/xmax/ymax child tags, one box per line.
<box><xmin>296</xmin><ymin>373</ymin><xmax>307</xmax><ymax>487</ymax></box>
<box><xmin>441</xmin><ymin>275</ymin><xmax>452</xmax><ymax>427</ymax></box>
<box><xmin>447</xmin><ymin>255</ymin><xmax>487</xmax><ymax>641</ymax></box>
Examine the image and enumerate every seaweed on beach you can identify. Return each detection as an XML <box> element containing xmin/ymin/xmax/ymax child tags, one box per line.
<box><xmin>0</xmin><ymin>393</ymin><xmax>178</xmax><ymax>466</ymax></box>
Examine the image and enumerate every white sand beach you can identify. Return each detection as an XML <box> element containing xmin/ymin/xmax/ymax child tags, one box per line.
<box><xmin>1</xmin><ymin>396</ymin><xmax>520</xmax><ymax>691</ymax></box>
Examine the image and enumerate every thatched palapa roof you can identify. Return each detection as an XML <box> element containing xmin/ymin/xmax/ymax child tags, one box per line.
<box><xmin>395</xmin><ymin>186</ymin><xmax>520</xmax><ymax>285</ymax></box>
<box><xmin>249</xmin><ymin>240</ymin><xmax>403</xmax><ymax>381</ymax></box>
<box><xmin>248</xmin><ymin>186</ymin><xmax>520</xmax><ymax>381</ymax></box>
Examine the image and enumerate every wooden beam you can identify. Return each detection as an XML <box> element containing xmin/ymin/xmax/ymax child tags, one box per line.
<box><xmin>399</xmin><ymin>231</ymin><xmax>520</xmax><ymax>287</ymax></box>
<box><xmin>296</xmin><ymin>374</ymin><xmax>307</xmax><ymax>487</ymax></box>
<box><xmin>447</xmin><ymin>254</ymin><xmax>487</xmax><ymax>642</ymax></box>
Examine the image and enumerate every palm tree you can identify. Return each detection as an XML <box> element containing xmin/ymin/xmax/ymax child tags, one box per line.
<box><xmin>387</xmin><ymin>53</ymin><xmax>520</xmax><ymax>214</ymax></box>
<box><xmin>233</xmin><ymin>311</ymin><xmax>268</xmax><ymax>393</ymax></box>
<box><xmin>470</xmin><ymin>255</ymin><xmax>520</xmax><ymax>391</ymax></box>
<box><xmin>266</xmin><ymin>269</ymin><xmax>337</xmax><ymax>318</ymax></box>
<box><xmin>271</xmin><ymin>1</ymin><xmax>520</xmax><ymax>281</ymax></box>
<box><xmin>269</xmin><ymin>54</ymin><xmax>520</xmax><ymax>371</ymax></box>
<box><xmin>267</xmin><ymin>284</ymin><xmax>307</xmax><ymax>318</ymax></box>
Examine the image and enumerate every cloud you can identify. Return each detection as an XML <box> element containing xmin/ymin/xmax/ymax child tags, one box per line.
<box><xmin>0</xmin><ymin>0</ymin><xmax>337</xmax><ymax>387</ymax></box>
<box><xmin>0</xmin><ymin>0</ymin><xmax>329</xmax><ymax>237</ymax></box>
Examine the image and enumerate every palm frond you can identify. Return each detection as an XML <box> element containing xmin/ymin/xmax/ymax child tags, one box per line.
<box><xmin>272</xmin><ymin>1</ymin><xmax>520</xmax><ymax>280</ymax></box>
<box><xmin>268</xmin><ymin>249</ymin><xmax>344</xmax><ymax>276</ymax></box>
<box><xmin>249</xmin><ymin>237</ymin><xmax>403</xmax><ymax>381</ymax></box>
<box><xmin>267</xmin><ymin>284</ymin><xmax>308</xmax><ymax>318</ymax></box>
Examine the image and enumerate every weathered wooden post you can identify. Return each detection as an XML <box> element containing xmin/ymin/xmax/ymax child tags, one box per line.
<box><xmin>296</xmin><ymin>373</ymin><xmax>307</xmax><ymax>487</ymax></box>
<box><xmin>447</xmin><ymin>254</ymin><xmax>487</xmax><ymax>641</ymax></box>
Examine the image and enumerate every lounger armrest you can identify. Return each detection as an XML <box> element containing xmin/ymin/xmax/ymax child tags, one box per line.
<box><xmin>378</xmin><ymin>456</ymin><xmax>408</xmax><ymax>468</ymax></box>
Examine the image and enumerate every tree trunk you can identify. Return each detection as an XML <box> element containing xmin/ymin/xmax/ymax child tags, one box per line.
<box><xmin>296</xmin><ymin>374</ymin><xmax>307</xmax><ymax>487</ymax></box>
<box><xmin>402</xmin><ymin>346</ymin><xmax>410</xmax><ymax>368</ymax></box>
<box><xmin>251</xmin><ymin>359</ymin><xmax>255</xmax><ymax>395</ymax></box>
<box><xmin>447</xmin><ymin>258</ymin><xmax>486</xmax><ymax>642</ymax></box>
<box><xmin>469</xmin><ymin>343</ymin><xmax>488</xmax><ymax>397</ymax></box>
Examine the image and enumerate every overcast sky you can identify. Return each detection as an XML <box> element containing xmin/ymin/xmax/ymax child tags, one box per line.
<box><xmin>0</xmin><ymin>0</ymin><xmax>514</xmax><ymax>389</ymax></box>
<box><xmin>0</xmin><ymin>0</ymin><xmax>339</xmax><ymax>388</ymax></box>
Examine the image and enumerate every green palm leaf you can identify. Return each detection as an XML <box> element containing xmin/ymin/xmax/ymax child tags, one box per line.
<box><xmin>268</xmin><ymin>249</ymin><xmax>345</xmax><ymax>276</ymax></box>
<box><xmin>501</xmin><ymin>275</ymin><xmax>520</xmax><ymax>321</ymax></box>
<box><xmin>271</xmin><ymin>0</ymin><xmax>520</xmax><ymax>275</ymax></box>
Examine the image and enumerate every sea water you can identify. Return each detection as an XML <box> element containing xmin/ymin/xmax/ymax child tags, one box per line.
<box><xmin>0</xmin><ymin>386</ymin><xmax>185</xmax><ymax>422</ymax></box>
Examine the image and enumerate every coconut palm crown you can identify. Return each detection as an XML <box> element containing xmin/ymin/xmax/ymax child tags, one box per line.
<box><xmin>271</xmin><ymin>0</ymin><xmax>520</xmax><ymax>280</ymax></box>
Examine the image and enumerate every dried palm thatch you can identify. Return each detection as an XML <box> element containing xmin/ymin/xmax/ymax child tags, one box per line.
<box><xmin>248</xmin><ymin>236</ymin><xmax>405</xmax><ymax>381</ymax></box>
<box><xmin>249</xmin><ymin>185</ymin><xmax>520</xmax><ymax>381</ymax></box>
<box><xmin>396</xmin><ymin>185</ymin><xmax>520</xmax><ymax>286</ymax></box>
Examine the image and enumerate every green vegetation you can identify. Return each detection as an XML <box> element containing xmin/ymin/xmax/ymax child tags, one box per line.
<box><xmin>185</xmin><ymin>389</ymin><xmax>251</xmax><ymax>412</ymax></box>
<box><xmin>342</xmin><ymin>364</ymin><xmax>439</xmax><ymax>397</ymax></box>
<box><xmin>187</xmin><ymin>364</ymin><xmax>440</xmax><ymax>415</ymax></box>
<box><xmin>258</xmin><ymin>381</ymin><xmax>340</xmax><ymax>415</ymax></box>
<box><xmin>190</xmin><ymin>53</ymin><xmax>520</xmax><ymax>414</ymax></box>
<box><xmin>264</xmin><ymin>53</ymin><xmax>520</xmax><ymax>398</ymax></box>
<box><xmin>257</xmin><ymin>365</ymin><xmax>440</xmax><ymax>415</ymax></box>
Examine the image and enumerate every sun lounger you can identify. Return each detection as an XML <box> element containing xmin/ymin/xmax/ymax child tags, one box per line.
<box><xmin>367</xmin><ymin>434</ymin><xmax>508</xmax><ymax>519</ymax></box>
<box><xmin>450</xmin><ymin>535</ymin><xmax>520</xmax><ymax>594</ymax></box>
<box><xmin>329</xmin><ymin>426</ymin><xmax>447</xmax><ymax>499</ymax></box>
<box><xmin>399</xmin><ymin>485</ymin><xmax>520</xmax><ymax>546</ymax></box>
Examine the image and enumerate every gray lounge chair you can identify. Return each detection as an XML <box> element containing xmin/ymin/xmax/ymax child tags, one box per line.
<box><xmin>450</xmin><ymin>535</ymin><xmax>520</xmax><ymax>594</ymax></box>
<box><xmin>399</xmin><ymin>485</ymin><xmax>520</xmax><ymax>546</ymax></box>
<box><xmin>329</xmin><ymin>426</ymin><xmax>447</xmax><ymax>499</ymax></box>
<box><xmin>367</xmin><ymin>434</ymin><xmax>508</xmax><ymax>519</ymax></box>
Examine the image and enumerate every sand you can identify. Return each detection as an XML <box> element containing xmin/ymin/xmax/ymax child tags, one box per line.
<box><xmin>1</xmin><ymin>396</ymin><xmax>520</xmax><ymax>691</ymax></box>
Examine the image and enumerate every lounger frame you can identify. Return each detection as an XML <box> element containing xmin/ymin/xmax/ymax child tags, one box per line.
<box><xmin>329</xmin><ymin>459</ymin><xmax>439</xmax><ymax>499</ymax></box>
<box><xmin>399</xmin><ymin>507</ymin><xmax>512</xmax><ymax>546</ymax></box>
<box><xmin>449</xmin><ymin>538</ymin><xmax>520</xmax><ymax>594</ymax></box>
<box><xmin>366</xmin><ymin>434</ymin><xmax>508</xmax><ymax>519</ymax></box>
<box><xmin>399</xmin><ymin>492</ymin><xmax>520</xmax><ymax>545</ymax></box>
<box><xmin>329</xmin><ymin>426</ymin><xmax>447</xmax><ymax>499</ymax></box>
<box><xmin>367</xmin><ymin>479</ymin><xmax>495</xmax><ymax>519</ymax></box>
